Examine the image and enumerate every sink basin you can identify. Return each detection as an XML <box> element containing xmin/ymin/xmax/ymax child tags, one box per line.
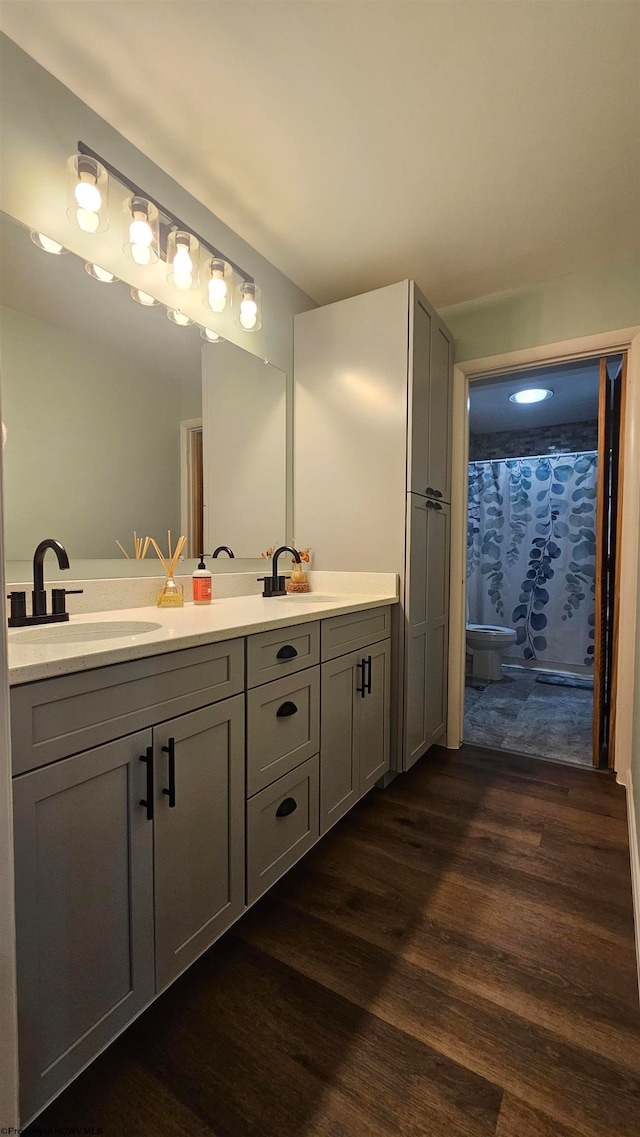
<box><xmin>9</xmin><ymin>620</ymin><xmax>163</xmax><ymax>645</ymax></box>
<box><xmin>274</xmin><ymin>594</ymin><xmax>344</xmax><ymax>604</ymax></box>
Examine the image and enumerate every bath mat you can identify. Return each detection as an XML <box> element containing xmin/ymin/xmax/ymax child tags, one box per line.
<box><xmin>535</xmin><ymin>674</ymin><xmax>593</xmax><ymax>690</ymax></box>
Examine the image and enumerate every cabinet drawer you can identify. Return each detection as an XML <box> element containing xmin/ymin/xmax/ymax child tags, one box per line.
<box><xmin>11</xmin><ymin>639</ymin><xmax>245</xmax><ymax>775</ymax></box>
<box><xmin>247</xmin><ymin>668</ymin><xmax>320</xmax><ymax>795</ymax></box>
<box><xmin>321</xmin><ymin>605</ymin><xmax>392</xmax><ymax>661</ymax></box>
<box><xmin>246</xmin><ymin>754</ymin><xmax>319</xmax><ymax>904</ymax></box>
<box><xmin>246</xmin><ymin>621</ymin><xmax>320</xmax><ymax>687</ymax></box>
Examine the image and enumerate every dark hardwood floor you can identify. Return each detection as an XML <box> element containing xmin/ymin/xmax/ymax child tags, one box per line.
<box><xmin>26</xmin><ymin>745</ymin><xmax>640</xmax><ymax>1137</ymax></box>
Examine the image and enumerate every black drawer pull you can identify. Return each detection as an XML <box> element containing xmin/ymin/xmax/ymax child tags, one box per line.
<box><xmin>356</xmin><ymin>659</ymin><xmax>366</xmax><ymax>698</ymax></box>
<box><xmin>276</xmin><ymin>797</ymin><xmax>298</xmax><ymax>818</ymax></box>
<box><xmin>139</xmin><ymin>747</ymin><xmax>154</xmax><ymax>821</ymax></box>
<box><xmin>276</xmin><ymin>701</ymin><xmax>298</xmax><ymax>718</ymax></box>
<box><xmin>426</xmin><ymin>487</ymin><xmax>443</xmax><ymax>498</ymax></box>
<box><xmin>365</xmin><ymin>655</ymin><xmax>372</xmax><ymax>695</ymax></box>
<box><xmin>432</xmin><ymin>501</ymin><xmax>443</xmax><ymax>511</ymax></box>
<box><xmin>276</xmin><ymin>644</ymin><xmax>298</xmax><ymax>660</ymax></box>
<box><xmin>162</xmin><ymin>737</ymin><xmax>176</xmax><ymax>807</ymax></box>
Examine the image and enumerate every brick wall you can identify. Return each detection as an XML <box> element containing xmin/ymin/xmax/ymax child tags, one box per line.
<box><xmin>469</xmin><ymin>419</ymin><xmax>598</xmax><ymax>462</ymax></box>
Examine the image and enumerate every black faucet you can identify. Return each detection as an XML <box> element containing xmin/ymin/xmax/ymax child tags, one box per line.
<box><xmin>7</xmin><ymin>539</ymin><xmax>82</xmax><ymax>627</ymax></box>
<box><xmin>258</xmin><ymin>545</ymin><xmax>301</xmax><ymax>597</ymax></box>
<box><xmin>211</xmin><ymin>546</ymin><xmax>235</xmax><ymax>558</ymax></box>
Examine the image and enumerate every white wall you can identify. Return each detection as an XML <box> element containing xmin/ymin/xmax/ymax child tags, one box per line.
<box><xmin>1</xmin><ymin>305</ymin><xmax>183</xmax><ymax>558</ymax></box>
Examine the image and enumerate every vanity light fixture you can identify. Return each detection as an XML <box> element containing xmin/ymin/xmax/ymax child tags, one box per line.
<box><xmin>123</xmin><ymin>196</ymin><xmax>159</xmax><ymax>265</ymax></box>
<box><xmin>85</xmin><ymin>263</ymin><xmax>119</xmax><ymax>283</ymax></box>
<box><xmin>509</xmin><ymin>388</ymin><xmax>554</xmax><ymax>405</ymax></box>
<box><xmin>131</xmin><ymin>288</ymin><xmax>160</xmax><ymax>307</ymax></box>
<box><xmin>167</xmin><ymin>308</ymin><xmax>194</xmax><ymax>327</ymax></box>
<box><xmin>67</xmin><ymin>153</ymin><xmax>108</xmax><ymax>233</ymax></box>
<box><xmin>236</xmin><ymin>281</ymin><xmax>262</xmax><ymax>332</ymax></box>
<box><xmin>204</xmin><ymin>257</ymin><xmax>232</xmax><ymax>312</ymax></box>
<box><xmin>200</xmin><ymin>327</ymin><xmax>224</xmax><ymax>343</ymax></box>
<box><xmin>71</xmin><ymin>141</ymin><xmax>263</xmax><ymax>330</ymax></box>
<box><xmin>29</xmin><ymin>231</ymin><xmax>68</xmax><ymax>255</ymax></box>
<box><xmin>167</xmin><ymin>229</ymin><xmax>199</xmax><ymax>290</ymax></box>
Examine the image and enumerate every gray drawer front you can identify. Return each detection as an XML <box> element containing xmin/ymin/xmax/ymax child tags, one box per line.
<box><xmin>321</xmin><ymin>606</ymin><xmax>392</xmax><ymax>661</ymax></box>
<box><xmin>246</xmin><ymin>668</ymin><xmax>320</xmax><ymax>795</ymax></box>
<box><xmin>11</xmin><ymin>639</ymin><xmax>245</xmax><ymax>774</ymax></box>
<box><xmin>246</xmin><ymin>754</ymin><xmax>319</xmax><ymax>905</ymax></box>
<box><xmin>246</xmin><ymin>622</ymin><xmax>320</xmax><ymax>687</ymax></box>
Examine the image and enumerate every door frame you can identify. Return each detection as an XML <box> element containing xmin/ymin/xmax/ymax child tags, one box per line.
<box><xmin>447</xmin><ymin>325</ymin><xmax>640</xmax><ymax>787</ymax></box>
<box><xmin>179</xmin><ymin>418</ymin><xmax>203</xmax><ymax>558</ymax></box>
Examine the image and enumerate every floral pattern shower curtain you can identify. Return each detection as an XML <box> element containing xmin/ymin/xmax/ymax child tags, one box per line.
<box><xmin>467</xmin><ymin>452</ymin><xmax>598</xmax><ymax>668</ymax></box>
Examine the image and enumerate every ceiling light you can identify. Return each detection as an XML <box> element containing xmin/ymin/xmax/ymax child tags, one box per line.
<box><xmin>236</xmin><ymin>281</ymin><xmax>262</xmax><ymax>332</ymax></box>
<box><xmin>509</xmin><ymin>388</ymin><xmax>554</xmax><ymax>405</ymax></box>
<box><xmin>167</xmin><ymin>308</ymin><xmax>193</xmax><ymax>327</ymax></box>
<box><xmin>67</xmin><ymin>154</ymin><xmax>108</xmax><ymax>233</ymax></box>
<box><xmin>200</xmin><ymin>327</ymin><xmax>225</xmax><ymax>343</ymax></box>
<box><xmin>131</xmin><ymin>288</ymin><xmax>159</xmax><ymax>307</ymax></box>
<box><xmin>85</xmin><ymin>263</ymin><xmax>119</xmax><ymax>283</ymax></box>
<box><xmin>29</xmin><ymin>231</ymin><xmax>68</xmax><ymax>255</ymax></box>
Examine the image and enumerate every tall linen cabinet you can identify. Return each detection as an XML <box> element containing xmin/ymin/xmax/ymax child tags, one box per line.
<box><xmin>293</xmin><ymin>280</ymin><xmax>453</xmax><ymax>771</ymax></box>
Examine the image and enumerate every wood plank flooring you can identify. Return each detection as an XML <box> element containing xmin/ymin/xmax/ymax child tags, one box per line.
<box><xmin>25</xmin><ymin>745</ymin><xmax>640</xmax><ymax>1137</ymax></box>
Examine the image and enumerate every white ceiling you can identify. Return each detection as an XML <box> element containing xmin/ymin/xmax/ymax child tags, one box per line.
<box><xmin>1</xmin><ymin>1</ymin><xmax>638</xmax><ymax>309</ymax></box>
<box><xmin>469</xmin><ymin>359</ymin><xmax>602</xmax><ymax>435</ymax></box>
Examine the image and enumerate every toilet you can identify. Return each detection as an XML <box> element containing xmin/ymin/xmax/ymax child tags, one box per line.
<box><xmin>466</xmin><ymin>623</ymin><xmax>518</xmax><ymax>681</ymax></box>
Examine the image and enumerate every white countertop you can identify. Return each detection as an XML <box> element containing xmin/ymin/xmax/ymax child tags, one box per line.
<box><xmin>8</xmin><ymin>591</ymin><xmax>397</xmax><ymax>685</ymax></box>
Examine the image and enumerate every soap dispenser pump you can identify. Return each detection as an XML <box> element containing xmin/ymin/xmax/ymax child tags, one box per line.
<box><xmin>192</xmin><ymin>555</ymin><xmax>212</xmax><ymax>605</ymax></box>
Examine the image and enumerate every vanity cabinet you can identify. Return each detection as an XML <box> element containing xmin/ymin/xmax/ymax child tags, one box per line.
<box><xmin>11</xmin><ymin>604</ymin><xmax>392</xmax><ymax>1125</ymax></box>
<box><xmin>13</xmin><ymin>731</ymin><xmax>155</xmax><ymax>1121</ymax></box>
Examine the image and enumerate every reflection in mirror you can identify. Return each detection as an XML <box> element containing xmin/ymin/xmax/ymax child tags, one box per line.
<box><xmin>0</xmin><ymin>211</ymin><xmax>287</xmax><ymax>577</ymax></box>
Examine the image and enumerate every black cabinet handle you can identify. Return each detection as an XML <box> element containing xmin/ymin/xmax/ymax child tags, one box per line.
<box><xmin>365</xmin><ymin>655</ymin><xmax>372</xmax><ymax>695</ymax></box>
<box><xmin>425</xmin><ymin>487</ymin><xmax>443</xmax><ymax>499</ymax></box>
<box><xmin>139</xmin><ymin>747</ymin><xmax>154</xmax><ymax>821</ymax></box>
<box><xmin>276</xmin><ymin>644</ymin><xmax>298</xmax><ymax>660</ymax></box>
<box><xmin>356</xmin><ymin>659</ymin><xmax>367</xmax><ymax>698</ymax></box>
<box><xmin>276</xmin><ymin>701</ymin><xmax>298</xmax><ymax>718</ymax></box>
<box><xmin>432</xmin><ymin>501</ymin><xmax>443</xmax><ymax>511</ymax></box>
<box><xmin>276</xmin><ymin>797</ymin><xmax>298</xmax><ymax>818</ymax></box>
<box><xmin>162</xmin><ymin>738</ymin><xmax>176</xmax><ymax>807</ymax></box>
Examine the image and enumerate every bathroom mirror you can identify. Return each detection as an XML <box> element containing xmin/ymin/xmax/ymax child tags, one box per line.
<box><xmin>0</xmin><ymin>211</ymin><xmax>287</xmax><ymax>576</ymax></box>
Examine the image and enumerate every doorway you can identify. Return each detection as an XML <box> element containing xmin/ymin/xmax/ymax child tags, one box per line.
<box><xmin>461</xmin><ymin>352</ymin><xmax>626</xmax><ymax>769</ymax></box>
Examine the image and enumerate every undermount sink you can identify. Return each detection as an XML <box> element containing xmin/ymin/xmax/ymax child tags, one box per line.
<box><xmin>274</xmin><ymin>594</ymin><xmax>344</xmax><ymax>604</ymax></box>
<box><xmin>9</xmin><ymin>620</ymin><xmax>163</xmax><ymax>645</ymax></box>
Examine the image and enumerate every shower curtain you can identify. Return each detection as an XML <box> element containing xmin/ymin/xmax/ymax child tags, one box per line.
<box><xmin>467</xmin><ymin>452</ymin><xmax>598</xmax><ymax>669</ymax></box>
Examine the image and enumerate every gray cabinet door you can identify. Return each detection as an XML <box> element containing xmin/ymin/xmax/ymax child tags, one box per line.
<box><xmin>409</xmin><ymin>292</ymin><xmax>432</xmax><ymax>495</ymax></box>
<box><xmin>404</xmin><ymin>496</ymin><xmax>450</xmax><ymax>769</ymax></box>
<box><xmin>13</xmin><ymin>731</ymin><xmax>155</xmax><ymax>1122</ymax></box>
<box><xmin>153</xmin><ymin>696</ymin><xmax>245</xmax><ymax>992</ymax></box>
<box><xmin>427</xmin><ymin>318</ymin><xmax>453</xmax><ymax>504</ymax></box>
<box><xmin>359</xmin><ymin>638</ymin><xmax>391</xmax><ymax>794</ymax></box>
<box><xmin>320</xmin><ymin>651</ymin><xmax>361</xmax><ymax>834</ymax></box>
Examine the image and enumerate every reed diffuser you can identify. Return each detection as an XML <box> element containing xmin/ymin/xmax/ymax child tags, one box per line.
<box><xmin>150</xmin><ymin>531</ymin><xmax>187</xmax><ymax>607</ymax></box>
<box><xmin>115</xmin><ymin>532</ymin><xmax>150</xmax><ymax>559</ymax></box>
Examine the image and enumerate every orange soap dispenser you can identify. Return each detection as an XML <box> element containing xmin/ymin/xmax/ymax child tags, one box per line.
<box><xmin>192</xmin><ymin>555</ymin><xmax>213</xmax><ymax>604</ymax></box>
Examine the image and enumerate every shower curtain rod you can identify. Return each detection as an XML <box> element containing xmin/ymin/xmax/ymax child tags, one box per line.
<box><xmin>469</xmin><ymin>449</ymin><xmax>598</xmax><ymax>465</ymax></box>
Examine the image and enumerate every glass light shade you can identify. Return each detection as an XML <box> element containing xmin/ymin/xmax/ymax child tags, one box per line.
<box><xmin>85</xmin><ymin>263</ymin><xmax>119</xmax><ymax>283</ymax></box>
<box><xmin>203</xmin><ymin>257</ymin><xmax>232</xmax><ymax>313</ymax></box>
<box><xmin>167</xmin><ymin>230</ymin><xmax>199</xmax><ymax>291</ymax></box>
<box><xmin>509</xmin><ymin>388</ymin><xmax>554</xmax><ymax>404</ymax></box>
<box><xmin>67</xmin><ymin>154</ymin><xmax>109</xmax><ymax>233</ymax></box>
<box><xmin>167</xmin><ymin>308</ymin><xmax>194</xmax><ymax>327</ymax></box>
<box><xmin>131</xmin><ymin>288</ymin><xmax>160</xmax><ymax>307</ymax></box>
<box><xmin>123</xmin><ymin>196</ymin><xmax>159</xmax><ymax>265</ymax></box>
<box><xmin>29</xmin><ymin>231</ymin><xmax>68</xmax><ymax>255</ymax></box>
<box><xmin>200</xmin><ymin>327</ymin><xmax>225</xmax><ymax>343</ymax></box>
<box><xmin>235</xmin><ymin>281</ymin><xmax>262</xmax><ymax>332</ymax></box>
